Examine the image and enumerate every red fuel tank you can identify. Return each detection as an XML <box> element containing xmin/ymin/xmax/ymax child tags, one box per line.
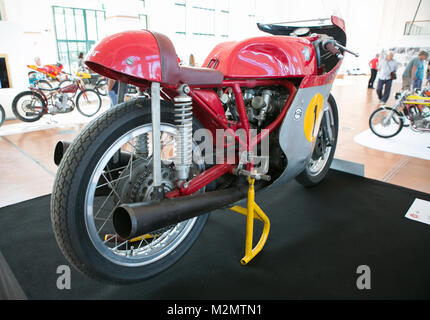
<box><xmin>202</xmin><ymin>36</ymin><xmax>317</xmax><ymax>79</ymax></box>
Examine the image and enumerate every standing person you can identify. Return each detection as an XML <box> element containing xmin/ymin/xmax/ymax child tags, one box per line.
<box><xmin>368</xmin><ymin>54</ymin><xmax>379</xmax><ymax>89</ymax></box>
<box><xmin>77</xmin><ymin>52</ymin><xmax>86</xmax><ymax>72</ymax></box>
<box><xmin>376</xmin><ymin>52</ymin><xmax>398</xmax><ymax>105</ymax></box>
<box><xmin>189</xmin><ymin>54</ymin><xmax>196</xmax><ymax>67</ymax></box>
<box><xmin>108</xmin><ymin>79</ymin><xmax>118</xmax><ymax>107</ymax></box>
<box><xmin>402</xmin><ymin>51</ymin><xmax>428</xmax><ymax>91</ymax></box>
<box><xmin>426</xmin><ymin>63</ymin><xmax>430</xmax><ymax>86</ymax></box>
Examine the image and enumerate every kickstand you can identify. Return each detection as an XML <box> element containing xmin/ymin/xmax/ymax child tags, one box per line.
<box><xmin>46</xmin><ymin>115</ymin><xmax>58</xmax><ymax>125</ymax></box>
<box><xmin>230</xmin><ymin>176</ymin><xmax>270</xmax><ymax>265</ymax></box>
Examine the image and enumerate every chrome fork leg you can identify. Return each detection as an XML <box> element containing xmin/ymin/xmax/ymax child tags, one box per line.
<box><xmin>151</xmin><ymin>82</ymin><xmax>163</xmax><ymax>198</ymax></box>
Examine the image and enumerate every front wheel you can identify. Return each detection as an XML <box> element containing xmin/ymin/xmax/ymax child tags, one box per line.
<box><xmin>75</xmin><ymin>89</ymin><xmax>102</xmax><ymax>117</ymax></box>
<box><xmin>295</xmin><ymin>94</ymin><xmax>339</xmax><ymax>187</ymax></box>
<box><xmin>369</xmin><ymin>107</ymin><xmax>403</xmax><ymax>138</ymax></box>
<box><xmin>95</xmin><ymin>79</ymin><xmax>108</xmax><ymax>96</ymax></box>
<box><xmin>51</xmin><ymin>98</ymin><xmax>208</xmax><ymax>283</ymax></box>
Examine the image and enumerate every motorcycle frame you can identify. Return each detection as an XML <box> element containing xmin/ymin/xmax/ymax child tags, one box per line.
<box><xmin>159</xmin><ymin>79</ymin><xmax>298</xmax><ymax>198</ymax></box>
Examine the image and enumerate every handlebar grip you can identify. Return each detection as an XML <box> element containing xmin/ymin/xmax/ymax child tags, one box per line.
<box><xmin>324</xmin><ymin>42</ymin><xmax>342</xmax><ymax>58</ymax></box>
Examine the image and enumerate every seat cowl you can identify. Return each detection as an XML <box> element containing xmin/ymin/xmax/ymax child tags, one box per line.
<box><xmin>85</xmin><ymin>30</ymin><xmax>162</xmax><ymax>85</ymax></box>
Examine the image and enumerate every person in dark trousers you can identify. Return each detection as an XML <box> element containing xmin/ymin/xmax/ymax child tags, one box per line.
<box><xmin>402</xmin><ymin>51</ymin><xmax>428</xmax><ymax>91</ymax></box>
<box><xmin>108</xmin><ymin>79</ymin><xmax>118</xmax><ymax>107</ymax></box>
<box><xmin>368</xmin><ymin>54</ymin><xmax>379</xmax><ymax>89</ymax></box>
<box><xmin>376</xmin><ymin>52</ymin><xmax>398</xmax><ymax>105</ymax></box>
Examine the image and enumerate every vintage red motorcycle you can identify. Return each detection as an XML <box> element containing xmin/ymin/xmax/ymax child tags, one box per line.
<box><xmin>51</xmin><ymin>16</ymin><xmax>358</xmax><ymax>283</ymax></box>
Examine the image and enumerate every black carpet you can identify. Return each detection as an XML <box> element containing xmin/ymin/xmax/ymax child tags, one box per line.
<box><xmin>0</xmin><ymin>169</ymin><xmax>429</xmax><ymax>300</ymax></box>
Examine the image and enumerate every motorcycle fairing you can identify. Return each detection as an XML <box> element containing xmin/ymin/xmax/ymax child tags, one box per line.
<box><xmin>274</xmin><ymin>59</ymin><xmax>341</xmax><ymax>186</ymax></box>
<box><xmin>257</xmin><ymin>16</ymin><xmax>346</xmax><ymax>47</ymax></box>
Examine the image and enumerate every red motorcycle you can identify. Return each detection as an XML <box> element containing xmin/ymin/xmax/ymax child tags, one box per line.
<box><xmin>51</xmin><ymin>16</ymin><xmax>358</xmax><ymax>283</ymax></box>
<box><xmin>12</xmin><ymin>76</ymin><xmax>102</xmax><ymax>122</ymax></box>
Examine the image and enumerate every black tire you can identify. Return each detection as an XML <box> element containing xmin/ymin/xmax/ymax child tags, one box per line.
<box><xmin>95</xmin><ymin>79</ymin><xmax>108</xmax><ymax>96</ymax></box>
<box><xmin>0</xmin><ymin>104</ymin><xmax>5</xmax><ymax>127</ymax></box>
<box><xmin>295</xmin><ymin>94</ymin><xmax>339</xmax><ymax>187</ymax></box>
<box><xmin>37</xmin><ymin>80</ymin><xmax>53</xmax><ymax>90</ymax></box>
<box><xmin>11</xmin><ymin>91</ymin><xmax>45</xmax><ymax>122</ymax></box>
<box><xmin>75</xmin><ymin>89</ymin><xmax>102</xmax><ymax>117</ymax></box>
<box><xmin>51</xmin><ymin>98</ymin><xmax>208</xmax><ymax>283</ymax></box>
<box><xmin>59</xmin><ymin>79</ymin><xmax>73</xmax><ymax>89</ymax></box>
<box><xmin>369</xmin><ymin>107</ymin><xmax>403</xmax><ymax>138</ymax></box>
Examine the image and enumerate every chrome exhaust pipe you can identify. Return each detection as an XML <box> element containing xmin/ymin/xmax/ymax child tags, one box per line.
<box><xmin>54</xmin><ymin>141</ymin><xmax>71</xmax><ymax>166</ymax></box>
<box><xmin>113</xmin><ymin>186</ymin><xmax>249</xmax><ymax>240</ymax></box>
<box><xmin>54</xmin><ymin>141</ymin><xmax>133</xmax><ymax>167</ymax></box>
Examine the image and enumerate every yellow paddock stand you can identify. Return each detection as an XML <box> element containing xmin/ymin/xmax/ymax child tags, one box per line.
<box><xmin>230</xmin><ymin>177</ymin><xmax>271</xmax><ymax>265</ymax></box>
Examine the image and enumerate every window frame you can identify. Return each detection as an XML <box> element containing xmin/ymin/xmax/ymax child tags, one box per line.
<box><xmin>52</xmin><ymin>5</ymin><xmax>106</xmax><ymax>73</ymax></box>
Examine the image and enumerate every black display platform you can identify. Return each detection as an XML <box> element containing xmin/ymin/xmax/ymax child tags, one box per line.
<box><xmin>0</xmin><ymin>169</ymin><xmax>429</xmax><ymax>300</ymax></box>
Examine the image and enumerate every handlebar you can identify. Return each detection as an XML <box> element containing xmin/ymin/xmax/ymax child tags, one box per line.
<box><xmin>322</xmin><ymin>38</ymin><xmax>359</xmax><ymax>59</ymax></box>
<box><xmin>324</xmin><ymin>41</ymin><xmax>344</xmax><ymax>59</ymax></box>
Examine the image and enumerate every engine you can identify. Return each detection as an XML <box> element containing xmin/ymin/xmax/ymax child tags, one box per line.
<box><xmin>50</xmin><ymin>93</ymin><xmax>73</xmax><ymax>114</ymax></box>
<box><xmin>218</xmin><ymin>86</ymin><xmax>290</xmax><ymax>177</ymax></box>
<box><xmin>219</xmin><ymin>86</ymin><xmax>289</xmax><ymax>128</ymax></box>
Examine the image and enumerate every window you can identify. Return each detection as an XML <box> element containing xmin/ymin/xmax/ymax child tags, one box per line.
<box><xmin>174</xmin><ymin>1</ymin><xmax>187</xmax><ymax>36</ymax></box>
<box><xmin>52</xmin><ymin>6</ymin><xmax>106</xmax><ymax>73</ymax></box>
<box><xmin>191</xmin><ymin>0</ymin><xmax>216</xmax><ymax>37</ymax></box>
<box><xmin>0</xmin><ymin>54</ymin><xmax>11</xmax><ymax>89</ymax></box>
<box><xmin>404</xmin><ymin>21</ymin><xmax>430</xmax><ymax>36</ymax></box>
<box><xmin>139</xmin><ymin>14</ymin><xmax>148</xmax><ymax>29</ymax></box>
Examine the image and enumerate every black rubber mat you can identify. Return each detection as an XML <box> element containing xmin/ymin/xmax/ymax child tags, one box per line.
<box><xmin>0</xmin><ymin>169</ymin><xmax>429</xmax><ymax>299</ymax></box>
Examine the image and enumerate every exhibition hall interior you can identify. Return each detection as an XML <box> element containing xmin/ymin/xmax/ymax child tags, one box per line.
<box><xmin>0</xmin><ymin>0</ymin><xmax>429</xmax><ymax>302</ymax></box>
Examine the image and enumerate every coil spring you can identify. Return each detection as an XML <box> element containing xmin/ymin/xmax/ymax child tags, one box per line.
<box><xmin>174</xmin><ymin>92</ymin><xmax>193</xmax><ymax>172</ymax></box>
<box><xmin>135</xmin><ymin>133</ymin><xmax>150</xmax><ymax>158</ymax></box>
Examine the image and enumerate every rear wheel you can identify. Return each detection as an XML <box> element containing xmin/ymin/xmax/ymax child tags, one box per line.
<box><xmin>369</xmin><ymin>107</ymin><xmax>403</xmax><ymax>138</ymax></box>
<box><xmin>12</xmin><ymin>91</ymin><xmax>45</xmax><ymax>122</ymax></box>
<box><xmin>295</xmin><ymin>94</ymin><xmax>339</xmax><ymax>187</ymax></box>
<box><xmin>51</xmin><ymin>98</ymin><xmax>208</xmax><ymax>283</ymax></box>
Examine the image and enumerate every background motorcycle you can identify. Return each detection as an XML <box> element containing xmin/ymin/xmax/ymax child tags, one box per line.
<box><xmin>51</xmin><ymin>16</ymin><xmax>358</xmax><ymax>283</ymax></box>
<box><xmin>12</xmin><ymin>75</ymin><xmax>102</xmax><ymax>122</ymax></box>
<box><xmin>0</xmin><ymin>104</ymin><xmax>5</xmax><ymax>127</ymax></box>
<box><xmin>369</xmin><ymin>86</ymin><xmax>430</xmax><ymax>137</ymax></box>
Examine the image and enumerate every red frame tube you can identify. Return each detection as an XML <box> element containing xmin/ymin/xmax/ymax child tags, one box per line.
<box><xmin>163</xmin><ymin>79</ymin><xmax>297</xmax><ymax>198</ymax></box>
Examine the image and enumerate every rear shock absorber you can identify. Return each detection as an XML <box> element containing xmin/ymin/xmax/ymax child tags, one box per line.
<box><xmin>174</xmin><ymin>84</ymin><xmax>193</xmax><ymax>183</ymax></box>
<box><xmin>135</xmin><ymin>133</ymin><xmax>150</xmax><ymax>158</ymax></box>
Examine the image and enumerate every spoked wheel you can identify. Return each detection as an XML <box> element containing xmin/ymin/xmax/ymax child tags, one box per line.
<box><xmin>37</xmin><ymin>80</ymin><xmax>53</xmax><ymax>90</ymax></box>
<box><xmin>51</xmin><ymin>98</ymin><xmax>208</xmax><ymax>283</ymax></box>
<box><xmin>296</xmin><ymin>94</ymin><xmax>339</xmax><ymax>187</ymax></box>
<box><xmin>95</xmin><ymin>79</ymin><xmax>108</xmax><ymax>96</ymax></box>
<box><xmin>59</xmin><ymin>79</ymin><xmax>73</xmax><ymax>89</ymax></box>
<box><xmin>369</xmin><ymin>107</ymin><xmax>403</xmax><ymax>138</ymax></box>
<box><xmin>75</xmin><ymin>89</ymin><xmax>102</xmax><ymax>117</ymax></box>
<box><xmin>11</xmin><ymin>91</ymin><xmax>45</xmax><ymax>122</ymax></box>
<box><xmin>0</xmin><ymin>104</ymin><xmax>5</xmax><ymax>127</ymax></box>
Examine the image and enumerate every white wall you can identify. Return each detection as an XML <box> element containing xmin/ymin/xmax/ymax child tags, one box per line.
<box><xmin>1</xmin><ymin>0</ymin><xmax>430</xmax><ymax>118</ymax></box>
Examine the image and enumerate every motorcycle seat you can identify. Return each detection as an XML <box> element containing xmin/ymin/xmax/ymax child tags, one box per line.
<box><xmin>153</xmin><ymin>32</ymin><xmax>224</xmax><ymax>86</ymax></box>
